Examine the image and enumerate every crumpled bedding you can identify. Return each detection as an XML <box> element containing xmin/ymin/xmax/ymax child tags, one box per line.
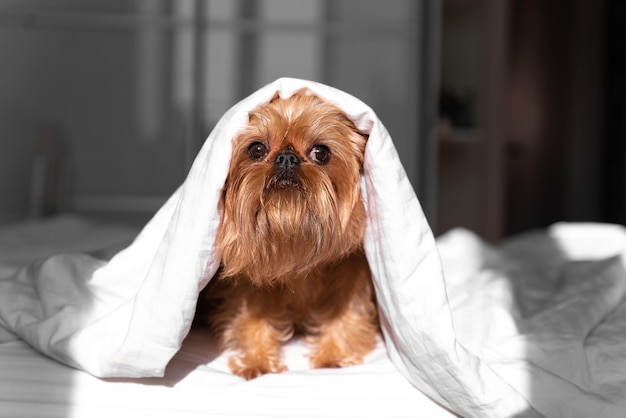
<box><xmin>1</xmin><ymin>78</ymin><xmax>625</xmax><ymax>417</ymax></box>
<box><xmin>1</xmin><ymin>218</ymin><xmax>626</xmax><ymax>417</ymax></box>
<box><xmin>2</xmin><ymin>215</ymin><xmax>448</xmax><ymax>418</ymax></box>
<box><xmin>441</xmin><ymin>225</ymin><xmax>626</xmax><ymax>417</ymax></box>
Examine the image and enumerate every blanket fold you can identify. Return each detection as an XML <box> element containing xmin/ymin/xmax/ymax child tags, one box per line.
<box><xmin>0</xmin><ymin>78</ymin><xmax>538</xmax><ymax>417</ymax></box>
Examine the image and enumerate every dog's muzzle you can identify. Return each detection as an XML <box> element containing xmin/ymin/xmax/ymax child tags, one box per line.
<box><xmin>274</xmin><ymin>151</ymin><xmax>300</xmax><ymax>170</ymax></box>
<box><xmin>271</xmin><ymin>151</ymin><xmax>301</xmax><ymax>189</ymax></box>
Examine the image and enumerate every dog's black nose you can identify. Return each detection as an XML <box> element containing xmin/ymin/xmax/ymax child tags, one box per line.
<box><xmin>274</xmin><ymin>151</ymin><xmax>300</xmax><ymax>170</ymax></box>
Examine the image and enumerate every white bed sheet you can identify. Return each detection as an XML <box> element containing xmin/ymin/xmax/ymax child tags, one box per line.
<box><xmin>2</xmin><ymin>216</ymin><xmax>626</xmax><ymax>417</ymax></box>
<box><xmin>1</xmin><ymin>330</ymin><xmax>450</xmax><ymax>418</ymax></box>
<box><xmin>440</xmin><ymin>224</ymin><xmax>626</xmax><ymax>417</ymax></box>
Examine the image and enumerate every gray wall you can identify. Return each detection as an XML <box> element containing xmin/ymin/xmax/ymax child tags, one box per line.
<box><xmin>0</xmin><ymin>0</ymin><xmax>439</xmax><ymax>223</ymax></box>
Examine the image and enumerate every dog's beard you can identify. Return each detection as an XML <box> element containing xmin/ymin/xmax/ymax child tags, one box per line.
<box><xmin>217</xmin><ymin>163</ymin><xmax>365</xmax><ymax>286</ymax></box>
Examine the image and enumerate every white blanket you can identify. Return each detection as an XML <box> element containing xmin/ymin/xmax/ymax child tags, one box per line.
<box><xmin>441</xmin><ymin>225</ymin><xmax>626</xmax><ymax>417</ymax></box>
<box><xmin>1</xmin><ymin>78</ymin><xmax>625</xmax><ymax>417</ymax></box>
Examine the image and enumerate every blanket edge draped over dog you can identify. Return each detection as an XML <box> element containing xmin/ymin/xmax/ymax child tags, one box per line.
<box><xmin>0</xmin><ymin>78</ymin><xmax>537</xmax><ymax>417</ymax></box>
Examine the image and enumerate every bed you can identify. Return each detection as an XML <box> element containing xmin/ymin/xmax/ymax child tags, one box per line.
<box><xmin>0</xmin><ymin>216</ymin><xmax>445</xmax><ymax>418</ymax></box>
<box><xmin>1</xmin><ymin>79</ymin><xmax>626</xmax><ymax>417</ymax></box>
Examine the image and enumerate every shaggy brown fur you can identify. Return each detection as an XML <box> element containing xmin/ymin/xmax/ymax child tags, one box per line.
<box><xmin>203</xmin><ymin>92</ymin><xmax>379</xmax><ymax>380</ymax></box>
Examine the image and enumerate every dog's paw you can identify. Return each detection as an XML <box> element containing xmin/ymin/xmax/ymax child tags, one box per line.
<box><xmin>309</xmin><ymin>350</ymin><xmax>364</xmax><ymax>370</ymax></box>
<box><xmin>228</xmin><ymin>355</ymin><xmax>287</xmax><ymax>380</ymax></box>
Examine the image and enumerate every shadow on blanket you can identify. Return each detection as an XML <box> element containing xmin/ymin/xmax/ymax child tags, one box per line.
<box><xmin>438</xmin><ymin>224</ymin><xmax>626</xmax><ymax>417</ymax></box>
<box><xmin>104</xmin><ymin>326</ymin><xmax>221</xmax><ymax>388</ymax></box>
<box><xmin>506</xmin><ymin>228</ymin><xmax>626</xmax><ymax>416</ymax></box>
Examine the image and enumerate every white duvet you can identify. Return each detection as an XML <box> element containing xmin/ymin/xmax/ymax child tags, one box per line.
<box><xmin>1</xmin><ymin>78</ymin><xmax>626</xmax><ymax>417</ymax></box>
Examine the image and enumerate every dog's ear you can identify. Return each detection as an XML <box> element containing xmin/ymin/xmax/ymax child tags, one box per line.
<box><xmin>218</xmin><ymin>180</ymin><xmax>228</xmax><ymax>212</ymax></box>
<box><xmin>268</xmin><ymin>92</ymin><xmax>281</xmax><ymax>103</ymax></box>
<box><xmin>334</xmin><ymin>114</ymin><xmax>368</xmax><ymax>169</ymax></box>
<box><xmin>354</xmin><ymin>131</ymin><xmax>369</xmax><ymax>170</ymax></box>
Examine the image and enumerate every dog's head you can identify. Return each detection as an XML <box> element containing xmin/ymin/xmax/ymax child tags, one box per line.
<box><xmin>215</xmin><ymin>92</ymin><xmax>368</xmax><ymax>286</ymax></box>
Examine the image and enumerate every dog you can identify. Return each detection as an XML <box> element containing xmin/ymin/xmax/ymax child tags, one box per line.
<box><xmin>203</xmin><ymin>92</ymin><xmax>379</xmax><ymax>380</ymax></box>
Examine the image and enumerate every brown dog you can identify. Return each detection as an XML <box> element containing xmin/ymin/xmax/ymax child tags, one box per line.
<box><xmin>203</xmin><ymin>92</ymin><xmax>378</xmax><ymax>380</ymax></box>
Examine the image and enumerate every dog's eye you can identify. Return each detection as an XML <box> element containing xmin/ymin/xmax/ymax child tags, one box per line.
<box><xmin>309</xmin><ymin>145</ymin><xmax>331</xmax><ymax>165</ymax></box>
<box><xmin>247</xmin><ymin>142</ymin><xmax>269</xmax><ymax>161</ymax></box>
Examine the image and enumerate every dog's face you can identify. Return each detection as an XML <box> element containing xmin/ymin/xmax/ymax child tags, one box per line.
<box><xmin>216</xmin><ymin>93</ymin><xmax>368</xmax><ymax>286</ymax></box>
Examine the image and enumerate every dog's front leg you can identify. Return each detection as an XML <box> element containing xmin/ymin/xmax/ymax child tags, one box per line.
<box><xmin>225</xmin><ymin>306</ymin><xmax>289</xmax><ymax>380</ymax></box>
<box><xmin>306</xmin><ymin>306</ymin><xmax>378</xmax><ymax>370</ymax></box>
